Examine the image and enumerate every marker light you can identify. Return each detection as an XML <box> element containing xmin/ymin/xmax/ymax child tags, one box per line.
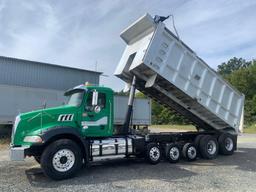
<box><xmin>85</xmin><ymin>82</ymin><xmax>91</xmax><ymax>86</ymax></box>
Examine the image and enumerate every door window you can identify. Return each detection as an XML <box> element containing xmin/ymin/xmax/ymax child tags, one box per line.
<box><xmin>85</xmin><ymin>91</ymin><xmax>106</xmax><ymax>111</ymax></box>
<box><xmin>98</xmin><ymin>93</ymin><xmax>106</xmax><ymax>109</ymax></box>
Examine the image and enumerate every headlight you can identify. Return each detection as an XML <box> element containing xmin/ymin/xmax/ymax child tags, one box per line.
<box><xmin>23</xmin><ymin>136</ymin><xmax>43</xmax><ymax>143</ymax></box>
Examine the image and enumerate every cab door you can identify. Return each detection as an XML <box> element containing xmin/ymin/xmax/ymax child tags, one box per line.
<box><xmin>81</xmin><ymin>90</ymin><xmax>112</xmax><ymax>137</ymax></box>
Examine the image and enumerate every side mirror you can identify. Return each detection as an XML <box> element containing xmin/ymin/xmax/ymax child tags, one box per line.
<box><xmin>92</xmin><ymin>90</ymin><xmax>98</xmax><ymax>106</ymax></box>
<box><xmin>94</xmin><ymin>105</ymin><xmax>101</xmax><ymax>113</ymax></box>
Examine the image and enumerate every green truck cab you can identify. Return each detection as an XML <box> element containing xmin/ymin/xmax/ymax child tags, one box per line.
<box><xmin>11</xmin><ymin>84</ymin><xmax>114</xmax><ymax>145</ymax></box>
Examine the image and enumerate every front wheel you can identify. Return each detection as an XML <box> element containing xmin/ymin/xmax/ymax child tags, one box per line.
<box><xmin>41</xmin><ymin>139</ymin><xmax>83</xmax><ymax>180</ymax></box>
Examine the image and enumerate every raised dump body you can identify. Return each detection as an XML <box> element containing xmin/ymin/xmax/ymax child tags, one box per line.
<box><xmin>115</xmin><ymin>13</ymin><xmax>244</xmax><ymax>133</ymax></box>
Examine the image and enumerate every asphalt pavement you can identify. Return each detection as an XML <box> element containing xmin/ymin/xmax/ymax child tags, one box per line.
<box><xmin>0</xmin><ymin>134</ymin><xmax>256</xmax><ymax>192</ymax></box>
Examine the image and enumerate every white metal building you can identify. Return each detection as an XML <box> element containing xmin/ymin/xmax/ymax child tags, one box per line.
<box><xmin>0</xmin><ymin>56</ymin><xmax>101</xmax><ymax>124</ymax></box>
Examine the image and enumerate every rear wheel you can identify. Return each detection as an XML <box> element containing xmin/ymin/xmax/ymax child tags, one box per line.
<box><xmin>218</xmin><ymin>133</ymin><xmax>235</xmax><ymax>155</ymax></box>
<box><xmin>41</xmin><ymin>139</ymin><xmax>82</xmax><ymax>180</ymax></box>
<box><xmin>166</xmin><ymin>144</ymin><xmax>180</xmax><ymax>163</ymax></box>
<box><xmin>146</xmin><ymin>143</ymin><xmax>161</xmax><ymax>164</ymax></box>
<box><xmin>194</xmin><ymin>135</ymin><xmax>204</xmax><ymax>157</ymax></box>
<box><xmin>194</xmin><ymin>135</ymin><xmax>204</xmax><ymax>149</ymax></box>
<box><xmin>199</xmin><ymin>135</ymin><xmax>218</xmax><ymax>159</ymax></box>
<box><xmin>182</xmin><ymin>143</ymin><xmax>197</xmax><ymax>161</ymax></box>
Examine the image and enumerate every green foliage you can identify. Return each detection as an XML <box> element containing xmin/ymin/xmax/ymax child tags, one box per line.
<box><xmin>135</xmin><ymin>92</ymin><xmax>189</xmax><ymax>125</ymax></box>
<box><xmin>152</xmin><ymin>101</ymin><xmax>165</xmax><ymax>124</ymax></box>
<box><xmin>217</xmin><ymin>57</ymin><xmax>251</xmax><ymax>77</ymax></box>
<box><xmin>152</xmin><ymin>101</ymin><xmax>188</xmax><ymax>125</ymax></box>
<box><xmin>244</xmin><ymin>123</ymin><xmax>256</xmax><ymax>133</ymax></box>
<box><xmin>226</xmin><ymin>64</ymin><xmax>256</xmax><ymax>98</ymax></box>
<box><xmin>135</xmin><ymin>92</ymin><xmax>146</xmax><ymax>98</ymax></box>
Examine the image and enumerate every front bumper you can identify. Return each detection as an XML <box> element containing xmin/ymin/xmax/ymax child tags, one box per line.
<box><xmin>10</xmin><ymin>146</ymin><xmax>30</xmax><ymax>161</ymax></box>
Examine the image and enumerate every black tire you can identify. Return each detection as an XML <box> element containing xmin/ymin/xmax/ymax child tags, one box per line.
<box><xmin>41</xmin><ymin>139</ymin><xmax>83</xmax><ymax>180</ymax></box>
<box><xmin>194</xmin><ymin>135</ymin><xmax>204</xmax><ymax>149</ymax></box>
<box><xmin>145</xmin><ymin>143</ymin><xmax>161</xmax><ymax>165</ymax></box>
<box><xmin>218</xmin><ymin>133</ymin><xmax>235</xmax><ymax>155</ymax></box>
<box><xmin>194</xmin><ymin>135</ymin><xmax>205</xmax><ymax>157</ymax></box>
<box><xmin>182</xmin><ymin>143</ymin><xmax>197</xmax><ymax>161</ymax></box>
<box><xmin>166</xmin><ymin>143</ymin><xmax>180</xmax><ymax>163</ymax></box>
<box><xmin>199</xmin><ymin>135</ymin><xmax>218</xmax><ymax>159</ymax></box>
<box><xmin>34</xmin><ymin>156</ymin><xmax>41</xmax><ymax>164</ymax></box>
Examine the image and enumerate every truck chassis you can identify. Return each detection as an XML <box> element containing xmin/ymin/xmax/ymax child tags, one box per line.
<box><xmin>87</xmin><ymin>131</ymin><xmax>236</xmax><ymax>163</ymax></box>
<box><xmin>21</xmin><ymin>129</ymin><xmax>236</xmax><ymax>180</ymax></box>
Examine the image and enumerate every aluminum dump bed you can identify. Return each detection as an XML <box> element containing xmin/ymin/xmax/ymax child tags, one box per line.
<box><xmin>115</xmin><ymin>13</ymin><xmax>244</xmax><ymax>133</ymax></box>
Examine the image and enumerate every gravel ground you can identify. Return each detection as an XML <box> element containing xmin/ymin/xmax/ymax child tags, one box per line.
<box><xmin>0</xmin><ymin>134</ymin><xmax>256</xmax><ymax>192</ymax></box>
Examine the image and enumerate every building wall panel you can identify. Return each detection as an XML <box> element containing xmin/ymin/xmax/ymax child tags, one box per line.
<box><xmin>0</xmin><ymin>56</ymin><xmax>100</xmax><ymax>90</ymax></box>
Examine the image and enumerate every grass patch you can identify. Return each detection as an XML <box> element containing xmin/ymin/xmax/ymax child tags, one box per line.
<box><xmin>244</xmin><ymin>124</ymin><xmax>256</xmax><ymax>134</ymax></box>
<box><xmin>150</xmin><ymin>124</ymin><xmax>196</xmax><ymax>131</ymax></box>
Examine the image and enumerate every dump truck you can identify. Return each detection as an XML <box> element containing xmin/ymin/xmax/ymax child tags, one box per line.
<box><xmin>10</xmin><ymin>13</ymin><xmax>244</xmax><ymax>180</ymax></box>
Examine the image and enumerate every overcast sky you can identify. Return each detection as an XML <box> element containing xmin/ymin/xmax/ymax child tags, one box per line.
<box><xmin>0</xmin><ymin>0</ymin><xmax>255</xmax><ymax>91</ymax></box>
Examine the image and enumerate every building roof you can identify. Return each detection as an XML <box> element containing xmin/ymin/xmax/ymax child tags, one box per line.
<box><xmin>0</xmin><ymin>56</ymin><xmax>101</xmax><ymax>91</ymax></box>
<box><xmin>0</xmin><ymin>55</ymin><xmax>102</xmax><ymax>74</ymax></box>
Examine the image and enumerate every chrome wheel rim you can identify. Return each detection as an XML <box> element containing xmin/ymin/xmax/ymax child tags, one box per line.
<box><xmin>149</xmin><ymin>147</ymin><xmax>160</xmax><ymax>161</ymax></box>
<box><xmin>225</xmin><ymin>137</ymin><xmax>233</xmax><ymax>151</ymax></box>
<box><xmin>207</xmin><ymin>140</ymin><xmax>217</xmax><ymax>155</ymax></box>
<box><xmin>169</xmin><ymin>147</ymin><xmax>179</xmax><ymax>160</ymax></box>
<box><xmin>52</xmin><ymin>149</ymin><xmax>75</xmax><ymax>172</ymax></box>
<box><xmin>187</xmin><ymin>146</ymin><xmax>197</xmax><ymax>159</ymax></box>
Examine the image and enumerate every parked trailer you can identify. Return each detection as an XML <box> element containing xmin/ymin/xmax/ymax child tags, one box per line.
<box><xmin>0</xmin><ymin>84</ymin><xmax>65</xmax><ymax>125</ymax></box>
<box><xmin>114</xmin><ymin>95</ymin><xmax>151</xmax><ymax>126</ymax></box>
<box><xmin>10</xmin><ymin>14</ymin><xmax>243</xmax><ymax>180</ymax></box>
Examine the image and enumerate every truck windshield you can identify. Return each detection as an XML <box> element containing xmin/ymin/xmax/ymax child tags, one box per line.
<box><xmin>67</xmin><ymin>92</ymin><xmax>84</xmax><ymax>107</ymax></box>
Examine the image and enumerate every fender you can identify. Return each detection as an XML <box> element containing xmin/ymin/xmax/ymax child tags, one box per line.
<box><xmin>38</xmin><ymin>126</ymin><xmax>89</xmax><ymax>162</ymax></box>
<box><xmin>39</xmin><ymin>126</ymin><xmax>82</xmax><ymax>142</ymax></box>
